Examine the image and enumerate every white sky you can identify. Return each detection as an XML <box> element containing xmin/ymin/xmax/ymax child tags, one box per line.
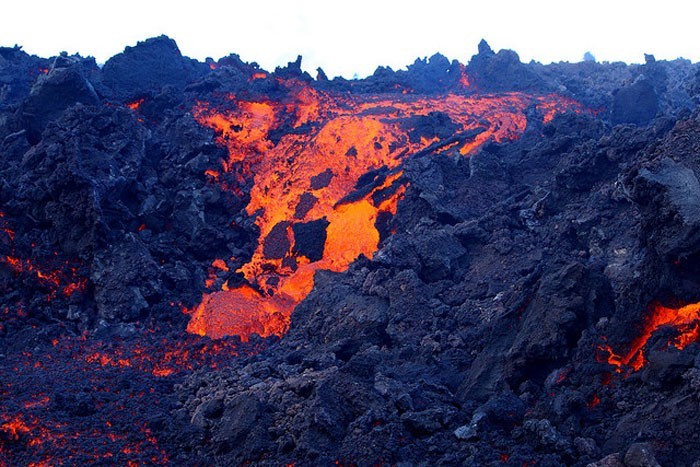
<box><xmin>2</xmin><ymin>0</ymin><xmax>697</xmax><ymax>79</ymax></box>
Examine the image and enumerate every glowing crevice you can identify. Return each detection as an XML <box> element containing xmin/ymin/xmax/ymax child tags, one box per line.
<box><xmin>598</xmin><ymin>300</ymin><xmax>700</xmax><ymax>373</ymax></box>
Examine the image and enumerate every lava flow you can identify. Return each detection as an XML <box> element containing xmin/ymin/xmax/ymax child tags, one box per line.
<box><xmin>0</xmin><ymin>330</ymin><xmax>254</xmax><ymax>466</ymax></box>
<box><xmin>186</xmin><ymin>78</ymin><xmax>585</xmax><ymax>340</ymax></box>
<box><xmin>598</xmin><ymin>300</ymin><xmax>700</xmax><ymax>372</ymax></box>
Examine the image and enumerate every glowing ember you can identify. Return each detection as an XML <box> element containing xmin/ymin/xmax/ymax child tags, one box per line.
<box><xmin>0</xmin><ymin>332</ymin><xmax>250</xmax><ymax>465</ymax></box>
<box><xmin>2</xmin><ymin>255</ymin><xmax>85</xmax><ymax>300</ymax></box>
<box><xmin>62</xmin><ymin>278</ymin><xmax>87</xmax><ymax>298</ymax></box>
<box><xmin>0</xmin><ymin>212</ymin><xmax>86</xmax><ymax>303</ymax></box>
<box><xmin>0</xmin><ymin>211</ymin><xmax>15</xmax><ymax>241</ymax></box>
<box><xmin>187</xmin><ymin>78</ymin><xmax>585</xmax><ymax>340</ymax></box>
<box><xmin>1</xmin><ymin>417</ymin><xmax>31</xmax><ymax>441</ymax></box>
<box><xmin>598</xmin><ymin>300</ymin><xmax>700</xmax><ymax>372</ymax></box>
<box><xmin>204</xmin><ymin>169</ymin><xmax>220</xmax><ymax>180</ymax></box>
<box><xmin>126</xmin><ymin>99</ymin><xmax>144</xmax><ymax>111</ymax></box>
<box><xmin>587</xmin><ymin>393</ymin><xmax>601</xmax><ymax>409</ymax></box>
<box><xmin>458</xmin><ymin>64</ymin><xmax>471</xmax><ymax>89</ymax></box>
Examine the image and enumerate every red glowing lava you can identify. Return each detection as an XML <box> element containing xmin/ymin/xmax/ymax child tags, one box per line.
<box><xmin>598</xmin><ymin>300</ymin><xmax>700</xmax><ymax>372</ymax></box>
<box><xmin>587</xmin><ymin>393</ymin><xmax>601</xmax><ymax>409</ymax></box>
<box><xmin>126</xmin><ymin>98</ymin><xmax>144</xmax><ymax>111</ymax></box>
<box><xmin>0</xmin><ymin>212</ymin><xmax>86</xmax><ymax>303</ymax></box>
<box><xmin>186</xmin><ymin>78</ymin><xmax>585</xmax><ymax>341</ymax></box>
<box><xmin>0</xmin><ymin>331</ymin><xmax>252</xmax><ymax>466</ymax></box>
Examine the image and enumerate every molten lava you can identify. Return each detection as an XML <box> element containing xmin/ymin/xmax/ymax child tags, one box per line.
<box><xmin>187</xmin><ymin>78</ymin><xmax>585</xmax><ymax>340</ymax></box>
<box><xmin>599</xmin><ymin>300</ymin><xmax>700</xmax><ymax>372</ymax></box>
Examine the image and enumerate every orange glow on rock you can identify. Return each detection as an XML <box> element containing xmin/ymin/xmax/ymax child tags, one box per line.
<box><xmin>151</xmin><ymin>368</ymin><xmax>174</xmax><ymax>377</ymax></box>
<box><xmin>204</xmin><ymin>169</ymin><xmax>220</xmax><ymax>180</ymax></box>
<box><xmin>3</xmin><ymin>255</ymin><xmax>84</xmax><ymax>301</ymax></box>
<box><xmin>538</xmin><ymin>96</ymin><xmax>584</xmax><ymax>124</ymax></box>
<box><xmin>188</xmin><ymin>79</ymin><xmax>584</xmax><ymax>341</ymax></box>
<box><xmin>2</xmin><ymin>212</ymin><xmax>87</xmax><ymax>303</ymax></box>
<box><xmin>126</xmin><ymin>99</ymin><xmax>144</xmax><ymax>111</ymax></box>
<box><xmin>458</xmin><ymin>64</ymin><xmax>471</xmax><ymax>89</ymax></box>
<box><xmin>62</xmin><ymin>278</ymin><xmax>87</xmax><ymax>298</ymax></box>
<box><xmin>587</xmin><ymin>393</ymin><xmax>601</xmax><ymax>409</ymax></box>
<box><xmin>1</xmin><ymin>417</ymin><xmax>31</xmax><ymax>440</ymax></box>
<box><xmin>599</xmin><ymin>300</ymin><xmax>700</xmax><ymax>373</ymax></box>
<box><xmin>0</xmin><ymin>211</ymin><xmax>14</xmax><ymax>241</ymax></box>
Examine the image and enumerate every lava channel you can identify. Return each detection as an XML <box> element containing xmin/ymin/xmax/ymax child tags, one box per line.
<box><xmin>185</xmin><ymin>78</ymin><xmax>585</xmax><ymax>341</ymax></box>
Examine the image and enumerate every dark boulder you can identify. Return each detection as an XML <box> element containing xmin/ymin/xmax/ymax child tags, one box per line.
<box><xmin>19</xmin><ymin>55</ymin><xmax>99</xmax><ymax>143</ymax></box>
<box><xmin>0</xmin><ymin>46</ymin><xmax>52</xmax><ymax>109</ymax></box>
<box><xmin>505</xmin><ymin>263</ymin><xmax>612</xmax><ymax>384</ymax></box>
<box><xmin>611</xmin><ymin>79</ymin><xmax>659</xmax><ymax>125</ymax></box>
<box><xmin>91</xmin><ymin>234</ymin><xmax>162</xmax><ymax>321</ymax></box>
<box><xmin>102</xmin><ymin>35</ymin><xmax>207</xmax><ymax>100</ymax></box>
<box><xmin>15</xmin><ymin>104</ymin><xmax>147</xmax><ymax>256</ymax></box>
<box><xmin>466</xmin><ymin>39</ymin><xmax>548</xmax><ymax>92</ymax></box>
<box><xmin>628</xmin><ymin>157</ymin><xmax>700</xmax><ymax>260</ymax></box>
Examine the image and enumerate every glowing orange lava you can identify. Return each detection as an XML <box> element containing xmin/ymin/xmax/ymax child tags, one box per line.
<box><xmin>187</xmin><ymin>78</ymin><xmax>584</xmax><ymax>340</ymax></box>
<box><xmin>2</xmin><ymin>255</ymin><xmax>85</xmax><ymax>300</ymax></box>
<box><xmin>0</xmin><ymin>332</ymin><xmax>248</xmax><ymax>466</ymax></box>
<box><xmin>126</xmin><ymin>99</ymin><xmax>144</xmax><ymax>111</ymax></box>
<box><xmin>1</xmin><ymin>417</ymin><xmax>31</xmax><ymax>441</ymax></box>
<box><xmin>598</xmin><ymin>300</ymin><xmax>700</xmax><ymax>372</ymax></box>
<box><xmin>587</xmin><ymin>393</ymin><xmax>601</xmax><ymax>409</ymax></box>
<box><xmin>0</xmin><ymin>212</ymin><xmax>86</xmax><ymax>303</ymax></box>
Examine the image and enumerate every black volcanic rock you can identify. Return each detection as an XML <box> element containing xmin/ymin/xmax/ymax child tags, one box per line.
<box><xmin>467</xmin><ymin>39</ymin><xmax>548</xmax><ymax>92</ymax></box>
<box><xmin>0</xmin><ymin>46</ymin><xmax>52</xmax><ymax>109</ymax></box>
<box><xmin>351</xmin><ymin>53</ymin><xmax>465</xmax><ymax>94</ymax></box>
<box><xmin>19</xmin><ymin>56</ymin><xmax>99</xmax><ymax>143</ymax></box>
<box><xmin>102</xmin><ymin>35</ymin><xmax>207</xmax><ymax>100</ymax></box>
<box><xmin>405</xmin><ymin>111</ymin><xmax>460</xmax><ymax>143</ymax></box>
<box><xmin>292</xmin><ymin>218</ymin><xmax>329</xmax><ymax>262</ymax></box>
<box><xmin>611</xmin><ymin>78</ymin><xmax>659</xmax><ymax>125</ymax></box>
<box><xmin>632</xmin><ymin>158</ymin><xmax>700</xmax><ymax>258</ymax></box>
<box><xmin>503</xmin><ymin>262</ymin><xmax>612</xmax><ymax>385</ymax></box>
<box><xmin>14</xmin><ymin>105</ymin><xmax>145</xmax><ymax>255</ymax></box>
<box><xmin>401</xmin><ymin>53</ymin><xmax>465</xmax><ymax>93</ymax></box>
<box><xmin>92</xmin><ymin>234</ymin><xmax>162</xmax><ymax>321</ymax></box>
<box><xmin>274</xmin><ymin>55</ymin><xmax>313</xmax><ymax>82</ymax></box>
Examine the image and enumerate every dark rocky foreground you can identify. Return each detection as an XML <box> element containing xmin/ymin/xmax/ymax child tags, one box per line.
<box><xmin>2</xmin><ymin>36</ymin><xmax>700</xmax><ymax>465</ymax></box>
